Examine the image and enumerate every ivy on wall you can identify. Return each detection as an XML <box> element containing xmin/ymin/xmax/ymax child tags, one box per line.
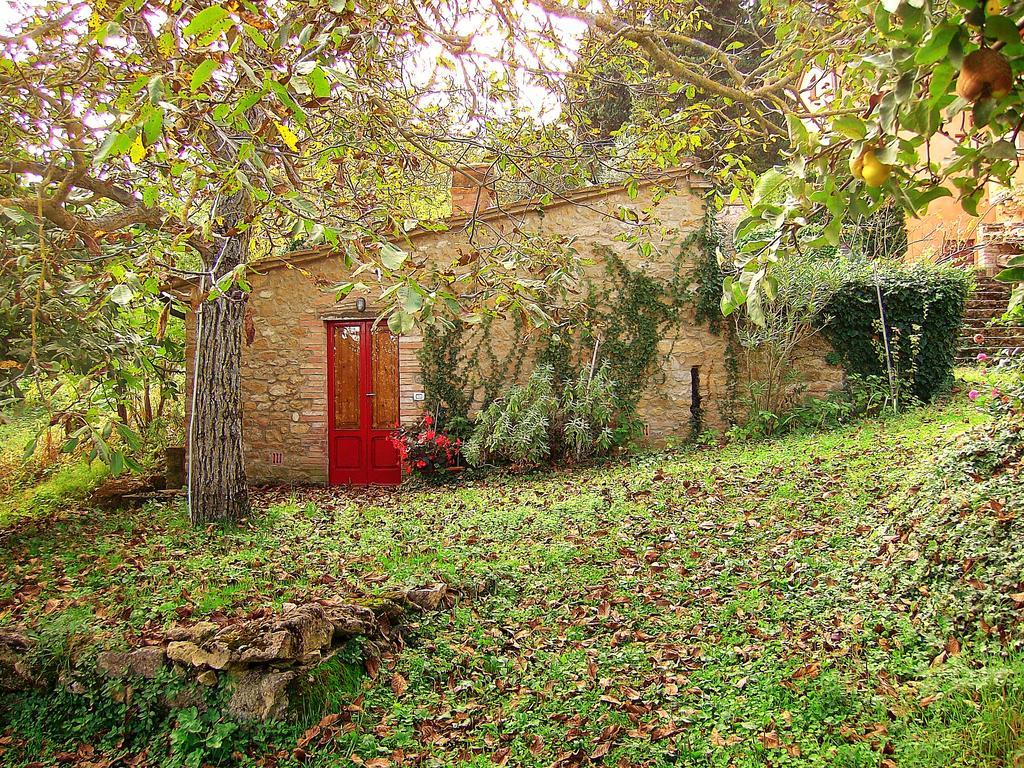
<box><xmin>417</xmin><ymin>313</ymin><xmax>530</xmax><ymax>433</ymax></box>
<box><xmin>823</xmin><ymin>262</ymin><xmax>972</xmax><ymax>403</ymax></box>
<box><xmin>417</xmin><ymin>209</ymin><xmax>725</xmax><ymax>429</ymax></box>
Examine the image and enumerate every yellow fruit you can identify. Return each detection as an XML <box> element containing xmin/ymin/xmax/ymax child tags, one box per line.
<box><xmin>850</xmin><ymin>152</ymin><xmax>865</xmax><ymax>180</ymax></box>
<box><xmin>986</xmin><ymin>0</ymin><xmax>1002</xmax><ymax>15</ymax></box>
<box><xmin>861</xmin><ymin>151</ymin><xmax>892</xmax><ymax>187</ymax></box>
<box><xmin>956</xmin><ymin>48</ymin><xmax>1014</xmax><ymax>102</ymax></box>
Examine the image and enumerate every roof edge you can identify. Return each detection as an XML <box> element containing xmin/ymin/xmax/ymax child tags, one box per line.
<box><xmin>166</xmin><ymin>164</ymin><xmax>709</xmax><ymax>292</ymax></box>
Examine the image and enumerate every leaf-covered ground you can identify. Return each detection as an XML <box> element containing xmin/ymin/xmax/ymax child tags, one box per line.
<box><xmin>2</xmin><ymin>397</ymin><xmax>1023</xmax><ymax>767</ymax></box>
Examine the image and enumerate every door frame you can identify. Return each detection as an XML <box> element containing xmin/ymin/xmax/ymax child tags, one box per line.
<box><xmin>325</xmin><ymin>319</ymin><xmax>402</xmax><ymax>486</ymax></box>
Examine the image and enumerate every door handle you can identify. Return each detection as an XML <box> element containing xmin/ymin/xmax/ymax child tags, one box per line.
<box><xmin>365</xmin><ymin>392</ymin><xmax>376</xmax><ymax>397</ymax></box>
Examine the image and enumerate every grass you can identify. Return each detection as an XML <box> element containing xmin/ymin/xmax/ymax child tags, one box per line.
<box><xmin>1</xmin><ymin>390</ymin><xmax>1022</xmax><ymax>767</ymax></box>
<box><xmin>0</xmin><ymin>407</ymin><xmax>108</xmax><ymax>527</ymax></box>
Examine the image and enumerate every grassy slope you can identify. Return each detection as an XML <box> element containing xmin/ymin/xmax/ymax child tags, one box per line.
<box><xmin>0</xmin><ymin>409</ymin><xmax>107</xmax><ymax>528</ymax></box>
<box><xmin>1</xmin><ymin>398</ymin><xmax>1021</xmax><ymax>767</ymax></box>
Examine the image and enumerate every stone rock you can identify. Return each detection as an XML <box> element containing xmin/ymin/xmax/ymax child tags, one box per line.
<box><xmin>96</xmin><ymin>650</ymin><xmax>131</xmax><ymax>678</ymax></box>
<box><xmin>236</xmin><ymin>630</ymin><xmax>296</xmax><ymax>665</ymax></box>
<box><xmin>166</xmin><ymin>641</ymin><xmax>231</xmax><ymax>670</ymax></box>
<box><xmin>99</xmin><ymin>646</ymin><xmax>166</xmax><ymax>679</ymax></box>
<box><xmin>227</xmin><ymin>670</ymin><xmax>296</xmax><ymax>721</ymax></box>
<box><xmin>275</xmin><ymin>604</ymin><xmax>333</xmax><ymax>655</ymax></box>
<box><xmin>128</xmin><ymin>646</ymin><xmax>166</xmax><ymax>678</ymax></box>
<box><xmin>323</xmin><ymin>605</ymin><xmax>375</xmax><ymax>640</ymax></box>
<box><xmin>0</xmin><ymin>631</ymin><xmax>36</xmax><ymax>691</ymax></box>
<box><xmin>405</xmin><ymin>583</ymin><xmax>448</xmax><ymax>611</ymax></box>
<box><xmin>187</xmin><ymin>621</ymin><xmax>220</xmax><ymax>642</ymax></box>
<box><xmin>197</xmin><ymin>669</ymin><xmax>218</xmax><ymax>687</ymax></box>
<box><xmin>165</xmin><ymin>621</ymin><xmax>218</xmax><ymax>643</ymax></box>
<box><xmin>89</xmin><ymin>473</ymin><xmax>163</xmax><ymax>509</ymax></box>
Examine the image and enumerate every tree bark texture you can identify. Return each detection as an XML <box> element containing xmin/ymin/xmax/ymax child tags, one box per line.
<box><xmin>188</xmin><ymin>188</ymin><xmax>251</xmax><ymax>525</ymax></box>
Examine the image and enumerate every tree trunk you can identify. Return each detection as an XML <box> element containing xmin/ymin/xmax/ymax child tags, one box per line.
<box><xmin>188</xmin><ymin>189</ymin><xmax>251</xmax><ymax>525</ymax></box>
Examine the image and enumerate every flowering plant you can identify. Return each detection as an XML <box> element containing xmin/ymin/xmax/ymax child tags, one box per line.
<box><xmin>390</xmin><ymin>412</ymin><xmax>464</xmax><ymax>479</ymax></box>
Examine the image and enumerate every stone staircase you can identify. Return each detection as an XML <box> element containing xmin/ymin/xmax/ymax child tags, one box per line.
<box><xmin>957</xmin><ymin>273</ymin><xmax>1024</xmax><ymax>363</ymax></box>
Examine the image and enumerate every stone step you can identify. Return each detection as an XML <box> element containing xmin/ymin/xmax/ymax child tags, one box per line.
<box><xmin>966</xmin><ymin>307</ymin><xmax>1009</xmax><ymax>317</ymax></box>
<box><xmin>959</xmin><ymin>325</ymin><xmax>1024</xmax><ymax>336</ymax></box>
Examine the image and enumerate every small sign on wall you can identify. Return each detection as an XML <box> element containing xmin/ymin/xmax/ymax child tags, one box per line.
<box><xmin>412</xmin><ymin>392</ymin><xmax>425</xmax><ymax>401</ymax></box>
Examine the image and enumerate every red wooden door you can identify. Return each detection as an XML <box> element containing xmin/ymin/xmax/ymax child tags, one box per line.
<box><xmin>327</xmin><ymin>321</ymin><xmax>402</xmax><ymax>485</ymax></box>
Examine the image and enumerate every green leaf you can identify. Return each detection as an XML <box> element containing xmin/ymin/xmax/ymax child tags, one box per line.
<box><xmin>984</xmin><ymin>139</ymin><xmax>1018</xmax><ymax>160</ymax></box>
<box><xmin>109</xmin><ymin>285</ymin><xmax>134</xmax><ymax>305</ymax></box>
<box><xmin>961</xmin><ymin>188</ymin><xmax>983</xmax><ymax>216</ymax></box>
<box><xmin>907</xmin><ymin>186</ymin><xmax>952</xmax><ymax>212</ymax></box>
<box><xmin>388</xmin><ymin>310</ymin><xmax>414</xmax><ymax>335</ymax></box>
<box><xmin>914</xmin><ymin>23</ymin><xmax>958</xmax><ymax>65</ymax></box>
<box><xmin>400</xmin><ymin>285</ymin><xmax>423</xmax><ymax>313</ymax></box>
<box><xmin>183</xmin><ymin>6</ymin><xmax>229</xmax><ymax>38</ymax></box>
<box><xmin>116</xmin><ymin>423</ymin><xmax>142</xmax><ymax>452</ymax></box>
<box><xmin>308</xmin><ymin>67</ymin><xmax>331</xmax><ymax>98</ymax></box>
<box><xmin>380</xmin><ymin>243</ymin><xmax>408</xmax><ymax>270</ymax></box>
<box><xmin>833</xmin><ymin>115</ymin><xmax>866</xmax><ymax>140</ymax></box>
<box><xmin>985</xmin><ymin>14</ymin><xmax>1020</xmax><ymax>44</ymax></box>
<box><xmin>190</xmin><ymin>59</ymin><xmax>218</xmax><ymax>91</ymax></box>
<box><xmin>929</xmin><ymin>62</ymin><xmax>957</xmax><ymax>100</ymax></box>
<box><xmin>995</xmin><ymin>266</ymin><xmax>1024</xmax><ymax>283</ymax></box>
<box><xmin>972</xmin><ymin>96</ymin><xmax>997</xmax><ymax>128</ymax></box>
<box><xmin>786</xmin><ymin>113</ymin><xmax>810</xmax><ymax>150</ymax></box>
<box><xmin>143</xmin><ymin>108</ymin><xmax>164</xmax><ymax>145</ymax></box>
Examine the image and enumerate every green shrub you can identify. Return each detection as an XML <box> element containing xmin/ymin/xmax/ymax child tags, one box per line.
<box><xmin>726</xmin><ymin>373</ymin><xmax>891</xmax><ymax>441</ymax></box>
<box><xmin>463</xmin><ymin>366</ymin><xmax>558</xmax><ymax>466</ymax></box>
<box><xmin>824</xmin><ymin>262</ymin><xmax>972</xmax><ymax>403</ymax></box>
<box><xmin>554</xmin><ymin>364</ymin><xmax>617</xmax><ymax>460</ymax></box>
<box><xmin>464</xmin><ymin>363</ymin><xmax>623</xmax><ymax>466</ymax></box>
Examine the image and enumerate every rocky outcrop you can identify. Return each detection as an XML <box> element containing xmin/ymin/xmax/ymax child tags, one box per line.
<box><xmin>96</xmin><ymin>646</ymin><xmax>166</xmax><ymax>679</ymax></box>
<box><xmin>1</xmin><ymin>583</ymin><xmax>467</xmax><ymax>720</ymax></box>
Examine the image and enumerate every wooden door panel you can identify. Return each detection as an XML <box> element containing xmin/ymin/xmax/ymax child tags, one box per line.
<box><xmin>332</xmin><ymin>325</ymin><xmax>361</xmax><ymax>429</ymax></box>
<box><xmin>333</xmin><ymin>436</ymin><xmax>362</xmax><ymax>468</ymax></box>
<box><xmin>371</xmin><ymin>330</ymin><xmax>399</xmax><ymax>429</ymax></box>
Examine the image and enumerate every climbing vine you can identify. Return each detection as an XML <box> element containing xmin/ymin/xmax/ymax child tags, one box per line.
<box><xmin>417</xmin><ymin>210</ymin><xmax>725</xmax><ymax>430</ymax></box>
<box><xmin>691</xmin><ymin>208</ymin><xmax>727</xmax><ymax>335</ymax></box>
<box><xmin>418</xmin><ymin>313</ymin><xmax>531</xmax><ymax>435</ymax></box>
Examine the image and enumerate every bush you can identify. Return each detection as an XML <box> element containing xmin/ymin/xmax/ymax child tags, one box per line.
<box><xmin>824</xmin><ymin>262</ymin><xmax>972</xmax><ymax>403</ymax></box>
<box><xmin>553</xmin><ymin>365</ymin><xmax>618</xmax><ymax>461</ymax></box>
<box><xmin>463</xmin><ymin>366</ymin><xmax>558</xmax><ymax>466</ymax></box>
<box><xmin>726</xmin><ymin>373</ymin><xmax>890</xmax><ymax>441</ymax></box>
<box><xmin>888</xmin><ymin>358</ymin><xmax>1024</xmax><ymax>645</ymax></box>
<box><xmin>391</xmin><ymin>413</ymin><xmax>464</xmax><ymax>480</ymax></box>
<box><xmin>464</xmin><ymin>364</ymin><xmax>624</xmax><ymax>467</ymax></box>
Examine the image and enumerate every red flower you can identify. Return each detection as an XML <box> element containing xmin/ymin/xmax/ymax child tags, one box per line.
<box><xmin>423</xmin><ymin>413</ymin><xmax>434</xmax><ymax>426</ymax></box>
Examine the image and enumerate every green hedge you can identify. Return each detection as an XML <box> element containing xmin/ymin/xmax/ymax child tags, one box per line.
<box><xmin>824</xmin><ymin>262</ymin><xmax>973</xmax><ymax>402</ymax></box>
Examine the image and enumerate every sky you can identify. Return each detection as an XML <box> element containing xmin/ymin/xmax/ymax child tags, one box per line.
<box><xmin>0</xmin><ymin>1</ymin><xmax>31</xmax><ymax>30</ymax></box>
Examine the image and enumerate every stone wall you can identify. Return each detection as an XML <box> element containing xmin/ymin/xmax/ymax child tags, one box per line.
<box><xmin>184</xmin><ymin>173</ymin><xmax>844</xmax><ymax>484</ymax></box>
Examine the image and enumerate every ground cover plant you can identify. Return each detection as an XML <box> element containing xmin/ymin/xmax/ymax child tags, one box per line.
<box><xmin>0</xmin><ymin>408</ymin><xmax>108</xmax><ymax>529</ymax></box>
<box><xmin>2</xmin><ymin>372</ymin><xmax>1023</xmax><ymax>767</ymax></box>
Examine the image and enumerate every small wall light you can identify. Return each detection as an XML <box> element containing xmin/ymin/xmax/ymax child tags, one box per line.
<box><xmin>355</xmin><ymin>297</ymin><xmax>366</xmax><ymax>312</ymax></box>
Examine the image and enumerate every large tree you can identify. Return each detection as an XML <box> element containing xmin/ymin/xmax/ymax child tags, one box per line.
<box><xmin>0</xmin><ymin>1</ymin><xmax>470</xmax><ymax>522</ymax></box>
<box><xmin>524</xmin><ymin>0</ymin><xmax>1024</xmax><ymax>317</ymax></box>
<box><xmin>0</xmin><ymin>0</ymin><xmax>618</xmax><ymax>523</ymax></box>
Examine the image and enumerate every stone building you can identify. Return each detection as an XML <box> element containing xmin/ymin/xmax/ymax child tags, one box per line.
<box><xmin>182</xmin><ymin>165</ymin><xmax>842</xmax><ymax>485</ymax></box>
